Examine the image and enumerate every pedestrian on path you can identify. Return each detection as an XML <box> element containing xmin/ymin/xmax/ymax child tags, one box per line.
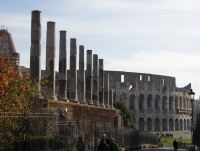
<box><xmin>173</xmin><ymin>139</ymin><xmax>178</xmax><ymax>151</ymax></box>
<box><xmin>107</xmin><ymin>138</ymin><xmax>119</xmax><ymax>151</ymax></box>
<box><xmin>97</xmin><ymin>138</ymin><xmax>107</xmax><ymax>151</ymax></box>
<box><xmin>77</xmin><ymin>137</ymin><xmax>85</xmax><ymax>151</ymax></box>
<box><xmin>102</xmin><ymin>134</ymin><xmax>110</xmax><ymax>145</ymax></box>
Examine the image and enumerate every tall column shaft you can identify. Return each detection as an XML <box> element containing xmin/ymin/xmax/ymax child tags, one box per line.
<box><xmin>58</xmin><ymin>30</ymin><xmax>68</xmax><ymax>101</ymax></box>
<box><xmin>104</xmin><ymin>74</ymin><xmax>109</xmax><ymax>108</ymax></box>
<box><xmin>99</xmin><ymin>59</ymin><xmax>104</xmax><ymax>107</ymax></box>
<box><xmin>93</xmin><ymin>54</ymin><xmax>99</xmax><ymax>106</ymax></box>
<box><xmin>78</xmin><ymin>45</ymin><xmax>86</xmax><ymax>104</ymax></box>
<box><xmin>69</xmin><ymin>38</ymin><xmax>78</xmax><ymax>102</ymax></box>
<box><xmin>46</xmin><ymin>21</ymin><xmax>56</xmax><ymax>100</ymax></box>
<box><xmin>86</xmin><ymin>50</ymin><xmax>93</xmax><ymax>105</ymax></box>
<box><xmin>109</xmin><ymin>89</ymin><xmax>114</xmax><ymax>108</ymax></box>
<box><xmin>30</xmin><ymin>10</ymin><xmax>41</xmax><ymax>96</ymax></box>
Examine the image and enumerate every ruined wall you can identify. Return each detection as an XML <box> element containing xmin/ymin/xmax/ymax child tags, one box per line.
<box><xmin>0</xmin><ymin>29</ymin><xmax>20</xmax><ymax>64</ymax></box>
<box><xmin>105</xmin><ymin>70</ymin><xmax>192</xmax><ymax>132</ymax></box>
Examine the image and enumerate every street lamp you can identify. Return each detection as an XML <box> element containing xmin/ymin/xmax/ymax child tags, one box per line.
<box><xmin>188</xmin><ymin>89</ymin><xmax>195</xmax><ymax>151</ymax></box>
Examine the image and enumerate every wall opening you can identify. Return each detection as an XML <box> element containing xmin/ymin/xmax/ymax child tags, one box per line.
<box><xmin>121</xmin><ymin>75</ymin><xmax>124</xmax><ymax>83</ymax></box>
<box><xmin>163</xmin><ymin>79</ymin><xmax>165</xmax><ymax>85</ymax></box>
<box><xmin>148</xmin><ymin>76</ymin><xmax>150</xmax><ymax>81</ymax></box>
<box><xmin>140</xmin><ymin>75</ymin><xmax>142</xmax><ymax>81</ymax></box>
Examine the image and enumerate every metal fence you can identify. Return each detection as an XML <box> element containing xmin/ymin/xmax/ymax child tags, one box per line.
<box><xmin>0</xmin><ymin>113</ymin><xmax>158</xmax><ymax>151</ymax></box>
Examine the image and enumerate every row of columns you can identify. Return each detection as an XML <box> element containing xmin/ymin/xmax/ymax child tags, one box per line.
<box><xmin>30</xmin><ymin>10</ymin><xmax>114</xmax><ymax>108</ymax></box>
<box><xmin>133</xmin><ymin>95</ymin><xmax>191</xmax><ymax>112</ymax></box>
<box><xmin>138</xmin><ymin>118</ymin><xmax>191</xmax><ymax>131</ymax></box>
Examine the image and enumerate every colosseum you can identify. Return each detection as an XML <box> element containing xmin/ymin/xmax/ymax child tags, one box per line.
<box><xmin>105</xmin><ymin>70</ymin><xmax>192</xmax><ymax>132</ymax></box>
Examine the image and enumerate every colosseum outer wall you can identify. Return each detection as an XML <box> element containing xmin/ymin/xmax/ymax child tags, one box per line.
<box><xmin>105</xmin><ymin>70</ymin><xmax>192</xmax><ymax>132</ymax></box>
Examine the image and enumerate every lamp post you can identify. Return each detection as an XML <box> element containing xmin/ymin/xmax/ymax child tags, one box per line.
<box><xmin>188</xmin><ymin>89</ymin><xmax>195</xmax><ymax>151</ymax></box>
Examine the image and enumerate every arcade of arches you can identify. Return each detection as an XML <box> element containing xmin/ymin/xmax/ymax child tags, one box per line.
<box><xmin>128</xmin><ymin>94</ymin><xmax>191</xmax><ymax>131</ymax></box>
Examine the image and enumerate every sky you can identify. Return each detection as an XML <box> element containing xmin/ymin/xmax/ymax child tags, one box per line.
<box><xmin>1</xmin><ymin>0</ymin><xmax>200</xmax><ymax>98</ymax></box>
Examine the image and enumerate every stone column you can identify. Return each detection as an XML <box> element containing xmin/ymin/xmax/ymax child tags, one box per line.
<box><xmin>99</xmin><ymin>59</ymin><xmax>104</xmax><ymax>107</ymax></box>
<box><xmin>178</xmin><ymin>119</ymin><xmax>180</xmax><ymax>131</ymax></box>
<box><xmin>152</xmin><ymin>96</ymin><xmax>155</xmax><ymax>110</ymax></box>
<box><xmin>166</xmin><ymin>118</ymin><xmax>169</xmax><ymax>131</ymax></box>
<box><xmin>30</xmin><ymin>10</ymin><xmax>42</xmax><ymax>96</ymax></box>
<box><xmin>173</xmin><ymin>119</ymin><xmax>175</xmax><ymax>131</ymax></box>
<box><xmin>173</xmin><ymin>97</ymin><xmax>176</xmax><ymax>113</ymax></box>
<box><xmin>144</xmin><ymin>119</ymin><xmax>147</xmax><ymax>131</ymax></box>
<box><xmin>78</xmin><ymin>45</ymin><xmax>86</xmax><ymax>104</ymax></box>
<box><xmin>160</xmin><ymin>118</ymin><xmax>163</xmax><ymax>131</ymax></box>
<box><xmin>160</xmin><ymin>95</ymin><xmax>163</xmax><ymax>114</ymax></box>
<box><xmin>152</xmin><ymin>118</ymin><xmax>155</xmax><ymax>131</ymax></box>
<box><xmin>86</xmin><ymin>50</ymin><xmax>93</xmax><ymax>105</ymax></box>
<box><xmin>46</xmin><ymin>21</ymin><xmax>56</xmax><ymax>100</ymax></box>
<box><xmin>144</xmin><ymin>95</ymin><xmax>147</xmax><ymax>110</ymax></box>
<box><xmin>166</xmin><ymin>96</ymin><xmax>169</xmax><ymax>113</ymax></box>
<box><xmin>57</xmin><ymin>30</ymin><xmax>68</xmax><ymax>101</ymax></box>
<box><xmin>69</xmin><ymin>38</ymin><xmax>78</xmax><ymax>103</ymax></box>
<box><xmin>109</xmin><ymin>89</ymin><xmax>114</xmax><ymax>108</ymax></box>
<box><xmin>104</xmin><ymin>74</ymin><xmax>110</xmax><ymax>108</ymax></box>
<box><xmin>93</xmin><ymin>54</ymin><xmax>99</xmax><ymax>106</ymax></box>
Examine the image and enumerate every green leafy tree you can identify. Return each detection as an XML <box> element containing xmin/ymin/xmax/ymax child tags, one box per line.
<box><xmin>113</xmin><ymin>100</ymin><xmax>137</xmax><ymax>129</ymax></box>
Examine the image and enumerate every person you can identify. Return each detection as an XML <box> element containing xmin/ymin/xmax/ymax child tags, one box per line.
<box><xmin>77</xmin><ymin>137</ymin><xmax>85</xmax><ymax>151</ymax></box>
<box><xmin>97</xmin><ymin>138</ymin><xmax>107</xmax><ymax>151</ymax></box>
<box><xmin>102</xmin><ymin>134</ymin><xmax>110</xmax><ymax>145</ymax></box>
<box><xmin>107</xmin><ymin>138</ymin><xmax>119</xmax><ymax>151</ymax></box>
<box><xmin>173</xmin><ymin>139</ymin><xmax>178</xmax><ymax>151</ymax></box>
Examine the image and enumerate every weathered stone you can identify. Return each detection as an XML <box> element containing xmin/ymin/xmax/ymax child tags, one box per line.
<box><xmin>58</xmin><ymin>30</ymin><xmax>68</xmax><ymax>101</ymax></box>
<box><xmin>69</xmin><ymin>38</ymin><xmax>78</xmax><ymax>103</ymax></box>
<box><xmin>104</xmin><ymin>74</ymin><xmax>109</xmax><ymax>108</ymax></box>
<box><xmin>78</xmin><ymin>45</ymin><xmax>86</xmax><ymax>104</ymax></box>
<box><xmin>93</xmin><ymin>54</ymin><xmax>99</xmax><ymax>106</ymax></box>
<box><xmin>30</xmin><ymin>10</ymin><xmax>41</xmax><ymax>95</ymax></box>
<box><xmin>99</xmin><ymin>59</ymin><xmax>104</xmax><ymax>107</ymax></box>
<box><xmin>46</xmin><ymin>21</ymin><xmax>57</xmax><ymax>100</ymax></box>
<box><xmin>109</xmin><ymin>89</ymin><xmax>114</xmax><ymax>109</ymax></box>
<box><xmin>86</xmin><ymin>50</ymin><xmax>93</xmax><ymax>105</ymax></box>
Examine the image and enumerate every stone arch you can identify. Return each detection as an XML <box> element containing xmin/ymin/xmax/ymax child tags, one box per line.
<box><xmin>169</xmin><ymin>118</ymin><xmax>173</xmax><ymax>131</ymax></box>
<box><xmin>155</xmin><ymin>95</ymin><xmax>160</xmax><ymax>111</ymax></box>
<box><xmin>162</xmin><ymin>96</ymin><xmax>167</xmax><ymax>111</ymax></box>
<box><xmin>162</xmin><ymin>118</ymin><xmax>167</xmax><ymax>131</ymax></box>
<box><xmin>139</xmin><ymin>94</ymin><xmax>144</xmax><ymax>110</ymax></box>
<box><xmin>147</xmin><ymin>95</ymin><xmax>152</xmax><ymax>110</ymax></box>
<box><xmin>139</xmin><ymin>117</ymin><xmax>144</xmax><ymax>131</ymax></box>
<box><xmin>175</xmin><ymin>119</ymin><xmax>178</xmax><ymax>131</ymax></box>
<box><xmin>120</xmin><ymin>93</ymin><xmax>126</xmax><ymax>102</ymax></box>
<box><xmin>147</xmin><ymin>117</ymin><xmax>152</xmax><ymax>131</ymax></box>
<box><xmin>155</xmin><ymin>118</ymin><xmax>160</xmax><ymax>131</ymax></box>
<box><xmin>180</xmin><ymin>119</ymin><xmax>183</xmax><ymax>130</ymax></box>
<box><xmin>130</xmin><ymin>94</ymin><xmax>135</xmax><ymax>110</ymax></box>
<box><xmin>184</xmin><ymin>119</ymin><xmax>186</xmax><ymax>130</ymax></box>
<box><xmin>179</xmin><ymin>97</ymin><xmax>182</xmax><ymax>109</ymax></box>
<box><xmin>169</xmin><ymin>96</ymin><xmax>173</xmax><ymax>111</ymax></box>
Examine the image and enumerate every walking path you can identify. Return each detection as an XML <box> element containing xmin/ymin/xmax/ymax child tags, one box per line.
<box><xmin>141</xmin><ymin>147</ymin><xmax>189</xmax><ymax>151</ymax></box>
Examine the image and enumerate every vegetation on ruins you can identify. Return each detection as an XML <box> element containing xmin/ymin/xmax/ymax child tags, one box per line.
<box><xmin>113</xmin><ymin>100</ymin><xmax>137</xmax><ymax>129</ymax></box>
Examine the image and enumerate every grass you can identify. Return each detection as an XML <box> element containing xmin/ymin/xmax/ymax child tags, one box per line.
<box><xmin>159</xmin><ymin>138</ymin><xmax>191</xmax><ymax>147</ymax></box>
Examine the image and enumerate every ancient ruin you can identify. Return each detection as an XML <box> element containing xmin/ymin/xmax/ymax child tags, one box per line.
<box><xmin>0</xmin><ymin>9</ymin><xmax>193</xmax><ymax>150</ymax></box>
<box><xmin>105</xmin><ymin>71</ymin><xmax>192</xmax><ymax>132</ymax></box>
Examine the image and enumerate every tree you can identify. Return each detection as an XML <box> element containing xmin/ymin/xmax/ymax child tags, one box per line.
<box><xmin>113</xmin><ymin>100</ymin><xmax>137</xmax><ymax>129</ymax></box>
<box><xmin>0</xmin><ymin>31</ymin><xmax>48</xmax><ymax>148</ymax></box>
